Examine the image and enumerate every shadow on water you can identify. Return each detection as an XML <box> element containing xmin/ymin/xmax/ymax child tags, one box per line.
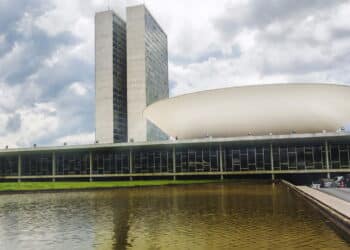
<box><xmin>111</xmin><ymin>195</ymin><xmax>130</xmax><ymax>250</ymax></box>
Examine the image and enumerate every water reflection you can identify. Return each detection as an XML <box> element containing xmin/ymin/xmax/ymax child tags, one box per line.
<box><xmin>0</xmin><ymin>182</ymin><xmax>348</xmax><ymax>249</ymax></box>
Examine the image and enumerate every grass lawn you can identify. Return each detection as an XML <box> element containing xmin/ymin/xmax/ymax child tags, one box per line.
<box><xmin>0</xmin><ymin>180</ymin><xmax>222</xmax><ymax>192</ymax></box>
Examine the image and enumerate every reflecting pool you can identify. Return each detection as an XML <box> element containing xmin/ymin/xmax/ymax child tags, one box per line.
<box><xmin>0</xmin><ymin>182</ymin><xmax>348</xmax><ymax>249</ymax></box>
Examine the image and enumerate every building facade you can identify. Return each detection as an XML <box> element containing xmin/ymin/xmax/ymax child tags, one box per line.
<box><xmin>95</xmin><ymin>11</ymin><xmax>127</xmax><ymax>144</ymax></box>
<box><xmin>127</xmin><ymin>5</ymin><xmax>169</xmax><ymax>142</ymax></box>
<box><xmin>1</xmin><ymin>133</ymin><xmax>350</xmax><ymax>182</ymax></box>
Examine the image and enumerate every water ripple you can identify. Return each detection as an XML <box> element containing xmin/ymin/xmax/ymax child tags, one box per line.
<box><xmin>0</xmin><ymin>183</ymin><xmax>348</xmax><ymax>249</ymax></box>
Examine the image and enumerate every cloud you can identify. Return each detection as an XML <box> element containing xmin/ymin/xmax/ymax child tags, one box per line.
<box><xmin>213</xmin><ymin>0</ymin><xmax>347</xmax><ymax>39</ymax></box>
<box><xmin>0</xmin><ymin>102</ymin><xmax>59</xmax><ymax>148</ymax></box>
<box><xmin>5</xmin><ymin>113</ymin><xmax>21</xmax><ymax>132</ymax></box>
<box><xmin>69</xmin><ymin>82</ymin><xmax>89</xmax><ymax>96</ymax></box>
<box><xmin>54</xmin><ymin>132</ymin><xmax>95</xmax><ymax>146</ymax></box>
<box><xmin>167</xmin><ymin>0</ymin><xmax>350</xmax><ymax>96</ymax></box>
<box><xmin>0</xmin><ymin>30</ymin><xmax>78</xmax><ymax>85</ymax></box>
<box><xmin>1</xmin><ymin>0</ymin><xmax>350</xmax><ymax>147</ymax></box>
<box><xmin>0</xmin><ymin>0</ymin><xmax>95</xmax><ymax>147</ymax></box>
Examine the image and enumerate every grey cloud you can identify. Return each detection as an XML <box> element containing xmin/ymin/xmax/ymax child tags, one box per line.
<box><xmin>21</xmin><ymin>77</ymin><xmax>95</xmax><ymax>147</ymax></box>
<box><xmin>211</xmin><ymin>0</ymin><xmax>350</xmax><ymax>81</ymax></box>
<box><xmin>0</xmin><ymin>0</ymin><xmax>50</xmax><ymax>31</ymax></box>
<box><xmin>1</xmin><ymin>30</ymin><xmax>79</xmax><ymax>85</ymax></box>
<box><xmin>258</xmin><ymin>28</ymin><xmax>321</xmax><ymax>48</ymax></box>
<box><xmin>169</xmin><ymin>80</ymin><xmax>177</xmax><ymax>95</ymax></box>
<box><xmin>0</xmin><ymin>0</ymin><xmax>93</xmax><ymax>147</ymax></box>
<box><xmin>33</xmin><ymin>58</ymin><xmax>94</xmax><ymax>100</ymax></box>
<box><xmin>0</xmin><ymin>0</ymin><xmax>79</xmax><ymax>85</ymax></box>
<box><xmin>332</xmin><ymin>28</ymin><xmax>350</xmax><ymax>40</ymax></box>
<box><xmin>6</xmin><ymin>113</ymin><xmax>21</xmax><ymax>132</ymax></box>
<box><xmin>261</xmin><ymin>59</ymin><xmax>331</xmax><ymax>76</ymax></box>
<box><xmin>36</xmin><ymin>83</ymin><xmax>94</xmax><ymax>146</ymax></box>
<box><xmin>259</xmin><ymin>33</ymin><xmax>350</xmax><ymax>77</ymax></box>
<box><xmin>214</xmin><ymin>0</ymin><xmax>346</xmax><ymax>38</ymax></box>
<box><xmin>1</xmin><ymin>0</ymin><xmax>350</xmax><ymax>147</ymax></box>
<box><xmin>170</xmin><ymin>45</ymin><xmax>241</xmax><ymax>64</ymax></box>
<box><xmin>0</xmin><ymin>0</ymin><xmax>52</xmax><ymax>56</ymax></box>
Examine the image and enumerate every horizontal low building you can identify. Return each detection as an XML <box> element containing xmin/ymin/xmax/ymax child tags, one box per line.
<box><xmin>1</xmin><ymin>83</ymin><xmax>350</xmax><ymax>182</ymax></box>
<box><xmin>1</xmin><ymin>132</ymin><xmax>350</xmax><ymax>181</ymax></box>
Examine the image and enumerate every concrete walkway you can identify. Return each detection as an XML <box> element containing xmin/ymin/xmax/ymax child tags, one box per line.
<box><xmin>298</xmin><ymin>186</ymin><xmax>350</xmax><ymax>219</ymax></box>
<box><xmin>320</xmin><ymin>188</ymin><xmax>350</xmax><ymax>202</ymax></box>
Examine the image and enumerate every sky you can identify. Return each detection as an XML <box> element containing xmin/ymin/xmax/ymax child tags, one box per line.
<box><xmin>0</xmin><ymin>0</ymin><xmax>350</xmax><ymax>148</ymax></box>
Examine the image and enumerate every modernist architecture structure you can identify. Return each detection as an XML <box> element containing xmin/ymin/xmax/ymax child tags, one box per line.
<box><xmin>1</xmin><ymin>133</ymin><xmax>350</xmax><ymax>182</ymax></box>
<box><xmin>144</xmin><ymin>83</ymin><xmax>350</xmax><ymax>139</ymax></box>
<box><xmin>95</xmin><ymin>5</ymin><xmax>169</xmax><ymax>144</ymax></box>
<box><xmin>1</xmin><ymin>83</ymin><xmax>350</xmax><ymax>182</ymax></box>
<box><xmin>95</xmin><ymin>10</ymin><xmax>127</xmax><ymax>144</ymax></box>
<box><xmin>127</xmin><ymin>5</ymin><xmax>169</xmax><ymax>142</ymax></box>
<box><xmin>1</xmin><ymin>5</ymin><xmax>350</xmax><ymax>182</ymax></box>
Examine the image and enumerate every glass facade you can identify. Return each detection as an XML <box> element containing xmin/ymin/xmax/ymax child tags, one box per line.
<box><xmin>144</xmin><ymin>8</ymin><xmax>169</xmax><ymax>141</ymax></box>
<box><xmin>133</xmin><ymin>147</ymin><xmax>172</xmax><ymax>173</ymax></box>
<box><xmin>92</xmin><ymin>150</ymin><xmax>129</xmax><ymax>174</ymax></box>
<box><xmin>95</xmin><ymin>11</ymin><xmax>128</xmax><ymax>144</ymax></box>
<box><xmin>126</xmin><ymin>5</ymin><xmax>169</xmax><ymax>142</ymax></box>
<box><xmin>1</xmin><ymin>140</ymin><xmax>350</xmax><ymax>178</ymax></box>
<box><xmin>0</xmin><ymin>156</ymin><xmax>18</xmax><ymax>176</ymax></box>
<box><xmin>21</xmin><ymin>154</ymin><xmax>52</xmax><ymax>176</ymax></box>
<box><xmin>112</xmin><ymin>14</ymin><xmax>127</xmax><ymax>143</ymax></box>
<box><xmin>56</xmin><ymin>152</ymin><xmax>89</xmax><ymax>175</ymax></box>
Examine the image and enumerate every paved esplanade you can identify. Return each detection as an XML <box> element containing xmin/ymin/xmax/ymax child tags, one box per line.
<box><xmin>320</xmin><ymin>188</ymin><xmax>350</xmax><ymax>202</ymax></box>
<box><xmin>298</xmin><ymin>186</ymin><xmax>350</xmax><ymax>219</ymax></box>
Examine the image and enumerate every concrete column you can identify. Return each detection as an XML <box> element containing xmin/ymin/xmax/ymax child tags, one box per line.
<box><xmin>270</xmin><ymin>143</ymin><xmax>275</xmax><ymax>181</ymax></box>
<box><xmin>17</xmin><ymin>155</ymin><xmax>21</xmax><ymax>183</ymax></box>
<box><xmin>89</xmin><ymin>152</ymin><xmax>93</xmax><ymax>182</ymax></box>
<box><xmin>129</xmin><ymin>149</ymin><xmax>133</xmax><ymax>181</ymax></box>
<box><xmin>219</xmin><ymin>144</ymin><xmax>224</xmax><ymax>180</ymax></box>
<box><xmin>325</xmin><ymin>140</ymin><xmax>331</xmax><ymax>179</ymax></box>
<box><xmin>52</xmin><ymin>152</ymin><xmax>56</xmax><ymax>182</ymax></box>
<box><xmin>172</xmin><ymin>145</ymin><xmax>176</xmax><ymax>181</ymax></box>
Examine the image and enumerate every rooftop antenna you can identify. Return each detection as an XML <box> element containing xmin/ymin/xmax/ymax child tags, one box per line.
<box><xmin>107</xmin><ymin>0</ymin><xmax>111</xmax><ymax>10</ymax></box>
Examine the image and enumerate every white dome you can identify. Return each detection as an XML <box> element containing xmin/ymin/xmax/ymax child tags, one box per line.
<box><xmin>144</xmin><ymin>83</ymin><xmax>350</xmax><ymax>139</ymax></box>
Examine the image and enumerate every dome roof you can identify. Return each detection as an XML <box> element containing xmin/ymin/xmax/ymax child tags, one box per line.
<box><xmin>144</xmin><ymin>83</ymin><xmax>350</xmax><ymax>139</ymax></box>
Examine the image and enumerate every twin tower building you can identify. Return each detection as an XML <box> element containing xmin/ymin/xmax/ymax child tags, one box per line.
<box><xmin>95</xmin><ymin>5</ymin><xmax>169</xmax><ymax>144</ymax></box>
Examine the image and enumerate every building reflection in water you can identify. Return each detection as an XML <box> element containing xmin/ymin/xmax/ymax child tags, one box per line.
<box><xmin>0</xmin><ymin>183</ymin><xmax>349</xmax><ymax>249</ymax></box>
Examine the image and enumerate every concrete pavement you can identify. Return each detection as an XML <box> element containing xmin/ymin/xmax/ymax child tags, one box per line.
<box><xmin>298</xmin><ymin>186</ymin><xmax>350</xmax><ymax>219</ymax></box>
<box><xmin>320</xmin><ymin>188</ymin><xmax>350</xmax><ymax>202</ymax></box>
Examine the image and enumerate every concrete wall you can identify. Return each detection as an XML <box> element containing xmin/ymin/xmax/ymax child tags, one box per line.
<box><xmin>144</xmin><ymin>7</ymin><xmax>169</xmax><ymax>141</ymax></box>
<box><xmin>127</xmin><ymin>5</ymin><xmax>169</xmax><ymax>142</ymax></box>
<box><xmin>127</xmin><ymin>6</ymin><xmax>147</xmax><ymax>142</ymax></box>
<box><xmin>95</xmin><ymin>6</ymin><xmax>168</xmax><ymax>143</ymax></box>
<box><xmin>95</xmin><ymin>11</ymin><xmax>127</xmax><ymax>144</ymax></box>
<box><xmin>95</xmin><ymin>11</ymin><xmax>114</xmax><ymax>144</ymax></box>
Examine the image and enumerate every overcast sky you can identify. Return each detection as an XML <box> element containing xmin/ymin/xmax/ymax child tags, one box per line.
<box><xmin>0</xmin><ymin>0</ymin><xmax>350</xmax><ymax>147</ymax></box>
